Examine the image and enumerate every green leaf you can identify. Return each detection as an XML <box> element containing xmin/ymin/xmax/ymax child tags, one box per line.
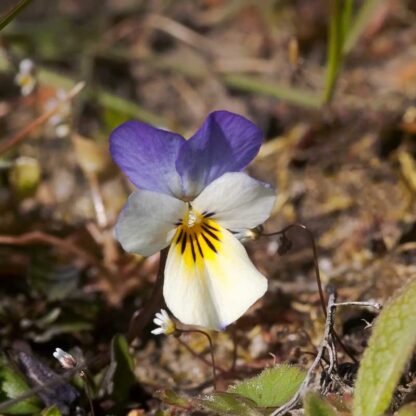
<box><xmin>228</xmin><ymin>364</ymin><xmax>305</xmax><ymax>407</ymax></box>
<box><xmin>197</xmin><ymin>392</ymin><xmax>262</xmax><ymax>416</ymax></box>
<box><xmin>102</xmin><ymin>334</ymin><xmax>136</xmax><ymax>403</ymax></box>
<box><xmin>41</xmin><ymin>405</ymin><xmax>62</xmax><ymax>416</ymax></box>
<box><xmin>154</xmin><ymin>389</ymin><xmax>192</xmax><ymax>408</ymax></box>
<box><xmin>0</xmin><ymin>364</ymin><xmax>41</xmax><ymax>414</ymax></box>
<box><xmin>353</xmin><ymin>277</ymin><xmax>416</xmax><ymax>416</ymax></box>
<box><xmin>304</xmin><ymin>392</ymin><xmax>336</xmax><ymax>416</ymax></box>
<box><xmin>396</xmin><ymin>403</ymin><xmax>416</xmax><ymax>416</ymax></box>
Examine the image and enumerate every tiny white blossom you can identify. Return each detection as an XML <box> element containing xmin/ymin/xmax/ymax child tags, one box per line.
<box><xmin>151</xmin><ymin>309</ymin><xmax>176</xmax><ymax>335</ymax></box>
<box><xmin>44</xmin><ymin>89</ymin><xmax>71</xmax><ymax>138</ymax></box>
<box><xmin>53</xmin><ymin>347</ymin><xmax>77</xmax><ymax>369</ymax></box>
<box><xmin>234</xmin><ymin>226</ymin><xmax>263</xmax><ymax>243</ymax></box>
<box><xmin>15</xmin><ymin>59</ymin><xmax>37</xmax><ymax>96</ymax></box>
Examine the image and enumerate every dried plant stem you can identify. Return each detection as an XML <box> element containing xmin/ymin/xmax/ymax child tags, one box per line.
<box><xmin>0</xmin><ymin>82</ymin><xmax>85</xmax><ymax>156</ymax></box>
<box><xmin>86</xmin><ymin>171</ymin><xmax>108</xmax><ymax>228</ymax></box>
<box><xmin>334</xmin><ymin>301</ymin><xmax>382</xmax><ymax>309</ymax></box>
<box><xmin>0</xmin><ymin>230</ymin><xmax>102</xmax><ymax>271</ymax></box>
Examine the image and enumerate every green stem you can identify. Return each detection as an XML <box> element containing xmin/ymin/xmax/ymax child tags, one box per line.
<box><xmin>343</xmin><ymin>0</ymin><xmax>385</xmax><ymax>55</ymax></box>
<box><xmin>341</xmin><ymin>0</ymin><xmax>354</xmax><ymax>46</ymax></box>
<box><xmin>224</xmin><ymin>74</ymin><xmax>321</xmax><ymax>109</ymax></box>
<box><xmin>322</xmin><ymin>0</ymin><xmax>343</xmax><ymax>105</ymax></box>
<box><xmin>181</xmin><ymin>329</ymin><xmax>218</xmax><ymax>390</ymax></box>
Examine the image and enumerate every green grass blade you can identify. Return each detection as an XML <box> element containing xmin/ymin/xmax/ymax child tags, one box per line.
<box><xmin>224</xmin><ymin>74</ymin><xmax>321</xmax><ymax>109</ymax></box>
<box><xmin>343</xmin><ymin>0</ymin><xmax>386</xmax><ymax>55</ymax></box>
<box><xmin>322</xmin><ymin>0</ymin><xmax>343</xmax><ymax>104</ymax></box>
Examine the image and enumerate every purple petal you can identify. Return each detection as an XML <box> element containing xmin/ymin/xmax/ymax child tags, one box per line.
<box><xmin>176</xmin><ymin>110</ymin><xmax>263</xmax><ymax>197</ymax></box>
<box><xmin>110</xmin><ymin>121</ymin><xmax>185</xmax><ymax>196</ymax></box>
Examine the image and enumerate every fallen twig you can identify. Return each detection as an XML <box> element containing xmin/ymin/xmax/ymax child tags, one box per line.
<box><xmin>0</xmin><ymin>230</ymin><xmax>102</xmax><ymax>271</ymax></box>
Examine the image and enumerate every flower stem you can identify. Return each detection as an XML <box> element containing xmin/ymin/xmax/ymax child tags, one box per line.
<box><xmin>180</xmin><ymin>329</ymin><xmax>218</xmax><ymax>390</ymax></box>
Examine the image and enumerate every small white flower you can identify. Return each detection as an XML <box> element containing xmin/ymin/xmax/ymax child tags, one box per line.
<box><xmin>44</xmin><ymin>89</ymin><xmax>71</xmax><ymax>138</ymax></box>
<box><xmin>53</xmin><ymin>348</ymin><xmax>77</xmax><ymax>369</ymax></box>
<box><xmin>234</xmin><ymin>226</ymin><xmax>263</xmax><ymax>243</ymax></box>
<box><xmin>151</xmin><ymin>309</ymin><xmax>176</xmax><ymax>335</ymax></box>
<box><xmin>15</xmin><ymin>59</ymin><xmax>37</xmax><ymax>96</ymax></box>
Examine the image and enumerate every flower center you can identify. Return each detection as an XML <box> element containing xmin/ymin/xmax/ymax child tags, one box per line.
<box><xmin>185</xmin><ymin>209</ymin><xmax>200</xmax><ymax>228</ymax></box>
<box><xmin>173</xmin><ymin>207</ymin><xmax>221</xmax><ymax>268</ymax></box>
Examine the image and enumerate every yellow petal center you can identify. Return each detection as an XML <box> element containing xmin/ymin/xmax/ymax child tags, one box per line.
<box><xmin>173</xmin><ymin>207</ymin><xmax>221</xmax><ymax>270</ymax></box>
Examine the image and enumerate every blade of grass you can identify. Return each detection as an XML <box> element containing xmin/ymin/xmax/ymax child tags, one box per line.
<box><xmin>343</xmin><ymin>0</ymin><xmax>386</xmax><ymax>55</ymax></box>
<box><xmin>224</xmin><ymin>74</ymin><xmax>321</xmax><ymax>109</ymax></box>
<box><xmin>0</xmin><ymin>0</ymin><xmax>33</xmax><ymax>32</ymax></box>
<box><xmin>322</xmin><ymin>0</ymin><xmax>343</xmax><ymax>105</ymax></box>
<box><xmin>341</xmin><ymin>0</ymin><xmax>354</xmax><ymax>46</ymax></box>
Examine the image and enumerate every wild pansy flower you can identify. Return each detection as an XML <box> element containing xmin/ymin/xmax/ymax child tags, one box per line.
<box><xmin>110</xmin><ymin>110</ymin><xmax>276</xmax><ymax>330</ymax></box>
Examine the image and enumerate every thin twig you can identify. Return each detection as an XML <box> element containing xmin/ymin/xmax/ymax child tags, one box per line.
<box><xmin>334</xmin><ymin>301</ymin><xmax>382</xmax><ymax>310</ymax></box>
<box><xmin>0</xmin><ymin>82</ymin><xmax>85</xmax><ymax>156</ymax></box>
<box><xmin>146</xmin><ymin>14</ymin><xmax>217</xmax><ymax>56</ymax></box>
<box><xmin>86</xmin><ymin>171</ymin><xmax>108</xmax><ymax>228</ymax></box>
<box><xmin>0</xmin><ymin>230</ymin><xmax>102</xmax><ymax>271</ymax></box>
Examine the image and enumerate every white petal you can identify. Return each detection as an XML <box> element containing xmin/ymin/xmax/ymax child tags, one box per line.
<box><xmin>164</xmin><ymin>224</ymin><xmax>267</xmax><ymax>330</ymax></box>
<box><xmin>115</xmin><ymin>190</ymin><xmax>186</xmax><ymax>256</ymax></box>
<box><xmin>151</xmin><ymin>328</ymin><xmax>164</xmax><ymax>335</ymax></box>
<box><xmin>192</xmin><ymin>172</ymin><xmax>275</xmax><ymax>231</ymax></box>
<box><xmin>153</xmin><ymin>318</ymin><xmax>163</xmax><ymax>325</ymax></box>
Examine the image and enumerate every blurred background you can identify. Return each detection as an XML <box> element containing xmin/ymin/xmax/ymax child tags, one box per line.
<box><xmin>0</xmin><ymin>0</ymin><xmax>416</xmax><ymax>414</ymax></box>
